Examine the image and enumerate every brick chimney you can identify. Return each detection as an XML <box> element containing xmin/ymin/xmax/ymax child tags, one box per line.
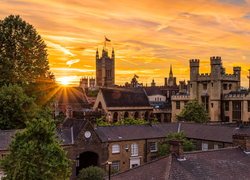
<box><xmin>169</xmin><ymin>140</ymin><xmax>186</xmax><ymax>161</ymax></box>
<box><xmin>232</xmin><ymin>134</ymin><xmax>250</xmax><ymax>152</ymax></box>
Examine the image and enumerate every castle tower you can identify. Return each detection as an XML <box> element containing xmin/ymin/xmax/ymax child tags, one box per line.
<box><xmin>96</xmin><ymin>43</ymin><xmax>115</xmax><ymax>87</ymax></box>
<box><xmin>233</xmin><ymin>66</ymin><xmax>241</xmax><ymax>88</ymax></box>
<box><xmin>79</xmin><ymin>77</ymin><xmax>88</xmax><ymax>89</ymax></box>
<box><xmin>189</xmin><ymin>59</ymin><xmax>199</xmax><ymax>100</ymax></box>
<box><xmin>89</xmin><ymin>77</ymin><xmax>96</xmax><ymax>88</ymax></box>
<box><xmin>151</xmin><ymin>79</ymin><xmax>156</xmax><ymax>87</ymax></box>
<box><xmin>210</xmin><ymin>56</ymin><xmax>222</xmax><ymax>80</ymax></box>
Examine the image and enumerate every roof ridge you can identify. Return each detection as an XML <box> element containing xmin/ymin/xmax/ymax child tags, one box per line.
<box><xmin>184</xmin><ymin>146</ymin><xmax>239</xmax><ymax>155</ymax></box>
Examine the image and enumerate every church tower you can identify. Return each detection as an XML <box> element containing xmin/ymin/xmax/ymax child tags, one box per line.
<box><xmin>96</xmin><ymin>40</ymin><xmax>115</xmax><ymax>87</ymax></box>
<box><xmin>167</xmin><ymin>65</ymin><xmax>177</xmax><ymax>86</ymax></box>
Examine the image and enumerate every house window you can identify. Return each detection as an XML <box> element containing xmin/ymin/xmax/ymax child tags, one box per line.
<box><xmin>203</xmin><ymin>83</ymin><xmax>207</xmax><ymax>90</ymax></box>
<box><xmin>149</xmin><ymin>142</ymin><xmax>158</xmax><ymax>152</ymax></box>
<box><xmin>202</xmin><ymin>142</ymin><xmax>208</xmax><ymax>151</ymax></box>
<box><xmin>131</xmin><ymin>143</ymin><xmax>138</xmax><ymax>156</ymax></box>
<box><xmin>224</xmin><ymin>101</ymin><xmax>229</xmax><ymax>111</ymax></box>
<box><xmin>214</xmin><ymin>144</ymin><xmax>219</xmax><ymax>150</ymax></box>
<box><xmin>112</xmin><ymin>144</ymin><xmax>120</xmax><ymax>154</ymax></box>
<box><xmin>248</xmin><ymin>101</ymin><xmax>250</xmax><ymax>112</ymax></box>
<box><xmin>111</xmin><ymin>161</ymin><xmax>120</xmax><ymax>172</ymax></box>
<box><xmin>176</xmin><ymin>101</ymin><xmax>180</xmax><ymax>109</ymax></box>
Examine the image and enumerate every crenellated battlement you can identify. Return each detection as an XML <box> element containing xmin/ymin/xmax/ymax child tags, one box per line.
<box><xmin>222</xmin><ymin>74</ymin><xmax>239</xmax><ymax>81</ymax></box>
<box><xmin>210</xmin><ymin>56</ymin><xmax>222</xmax><ymax>65</ymax></box>
<box><xmin>198</xmin><ymin>73</ymin><xmax>211</xmax><ymax>81</ymax></box>
<box><xmin>233</xmin><ymin>66</ymin><xmax>241</xmax><ymax>72</ymax></box>
<box><xmin>189</xmin><ymin>59</ymin><xmax>200</xmax><ymax>67</ymax></box>
<box><xmin>172</xmin><ymin>94</ymin><xmax>190</xmax><ymax>100</ymax></box>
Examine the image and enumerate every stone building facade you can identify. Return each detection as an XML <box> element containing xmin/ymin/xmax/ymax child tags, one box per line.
<box><xmin>172</xmin><ymin>56</ymin><xmax>244</xmax><ymax>122</ymax></box>
<box><xmin>93</xmin><ymin>87</ymin><xmax>153</xmax><ymax>122</ymax></box>
<box><xmin>96</xmin><ymin>47</ymin><xmax>115</xmax><ymax>87</ymax></box>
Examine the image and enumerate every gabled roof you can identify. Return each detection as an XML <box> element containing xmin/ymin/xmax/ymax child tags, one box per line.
<box><xmin>56</xmin><ymin>87</ymin><xmax>90</xmax><ymax>107</ymax></box>
<box><xmin>112</xmin><ymin>147</ymin><xmax>250</xmax><ymax>180</ymax></box>
<box><xmin>100</xmin><ymin>87</ymin><xmax>151</xmax><ymax>108</ymax></box>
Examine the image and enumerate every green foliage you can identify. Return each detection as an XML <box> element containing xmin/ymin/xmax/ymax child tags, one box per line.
<box><xmin>0</xmin><ymin>15</ymin><xmax>49</xmax><ymax>85</ymax></box>
<box><xmin>0</xmin><ymin>84</ymin><xmax>37</xmax><ymax>130</ymax></box>
<box><xmin>55</xmin><ymin>112</ymin><xmax>66</xmax><ymax>125</ymax></box>
<box><xmin>158</xmin><ymin>132</ymin><xmax>194</xmax><ymax>157</ymax></box>
<box><xmin>78</xmin><ymin>166</ymin><xmax>105</xmax><ymax>180</ymax></box>
<box><xmin>86</xmin><ymin>90</ymin><xmax>98</xmax><ymax>97</ymax></box>
<box><xmin>177</xmin><ymin>100</ymin><xmax>209</xmax><ymax>123</ymax></box>
<box><xmin>0</xmin><ymin>110</ymin><xmax>71</xmax><ymax>180</ymax></box>
<box><xmin>96</xmin><ymin>117</ymin><xmax>154</xmax><ymax>127</ymax></box>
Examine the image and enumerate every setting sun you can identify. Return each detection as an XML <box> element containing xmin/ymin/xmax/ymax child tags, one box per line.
<box><xmin>58</xmin><ymin>77</ymin><xmax>73</xmax><ymax>86</ymax></box>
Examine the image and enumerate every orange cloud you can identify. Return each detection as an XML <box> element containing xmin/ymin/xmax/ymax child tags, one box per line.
<box><xmin>0</xmin><ymin>0</ymin><xmax>250</xmax><ymax>87</ymax></box>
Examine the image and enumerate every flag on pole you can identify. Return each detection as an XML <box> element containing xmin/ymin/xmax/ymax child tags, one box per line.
<box><xmin>105</xmin><ymin>36</ymin><xmax>111</xmax><ymax>42</ymax></box>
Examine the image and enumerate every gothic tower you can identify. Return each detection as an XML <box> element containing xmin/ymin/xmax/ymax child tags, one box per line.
<box><xmin>96</xmin><ymin>47</ymin><xmax>115</xmax><ymax>87</ymax></box>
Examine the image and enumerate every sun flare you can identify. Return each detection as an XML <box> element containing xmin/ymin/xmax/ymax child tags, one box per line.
<box><xmin>58</xmin><ymin>77</ymin><xmax>72</xmax><ymax>86</ymax></box>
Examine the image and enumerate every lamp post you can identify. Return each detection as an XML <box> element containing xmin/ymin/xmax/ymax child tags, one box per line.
<box><xmin>107</xmin><ymin>161</ymin><xmax>112</xmax><ymax>180</ymax></box>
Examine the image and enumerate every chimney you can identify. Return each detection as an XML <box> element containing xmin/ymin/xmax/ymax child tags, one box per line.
<box><xmin>233</xmin><ymin>134</ymin><xmax>250</xmax><ymax>152</ymax></box>
<box><xmin>169</xmin><ymin>140</ymin><xmax>186</xmax><ymax>161</ymax></box>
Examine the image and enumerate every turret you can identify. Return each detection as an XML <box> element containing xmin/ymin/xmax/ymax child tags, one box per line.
<box><xmin>151</xmin><ymin>79</ymin><xmax>156</xmax><ymax>87</ymax></box>
<box><xmin>233</xmin><ymin>66</ymin><xmax>241</xmax><ymax>88</ymax></box>
<box><xmin>189</xmin><ymin>59</ymin><xmax>200</xmax><ymax>81</ymax></box>
<box><xmin>210</xmin><ymin>56</ymin><xmax>222</xmax><ymax>80</ymax></box>
<box><xmin>169</xmin><ymin>64</ymin><xmax>173</xmax><ymax>78</ymax></box>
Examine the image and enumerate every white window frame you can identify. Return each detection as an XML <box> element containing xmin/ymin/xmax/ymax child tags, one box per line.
<box><xmin>202</xmin><ymin>142</ymin><xmax>208</xmax><ymax>151</ymax></box>
<box><xmin>149</xmin><ymin>142</ymin><xmax>158</xmax><ymax>152</ymax></box>
<box><xmin>214</xmin><ymin>144</ymin><xmax>219</xmax><ymax>150</ymax></box>
<box><xmin>112</xmin><ymin>144</ymin><xmax>120</xmax><ymax>154</ymax></box>
<box><xmin>131</xmin><ymin>143</ymin><xmax>138</xmax><ymax>156</ymax></box>
<box><xmin>111</xmin><ymin>161</ymin><xmax>120</xmax><ymax>172</ymax></box>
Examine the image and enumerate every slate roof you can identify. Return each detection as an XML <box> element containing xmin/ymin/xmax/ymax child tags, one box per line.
<box><xmin>100</xmin><ymin>88</ymin><xmax>151</xmax><ymax>107</ymax></box>
<box><xmin>112</xmin><ymin>147</ymin><xmax>250</xmax><ymax>180</ymax></box>
<box><xmin>95</xmin><ymin>123</ymin><xmax>250</xmax><ymax>143</ymax></box>
<box><xmin>144</xmin><ymin>87</ymin><xmax>163</xmax><ymax>96</ymax></box>
<box><xmin>56</xmin><ymin>87</ymin><xmax>90</xmax><ymax>107</ymax></box>
<box><xmin>169</xmin><ymin>148</ymin><xmax>250</xmax><ymax>180</ymax></box>
<box><xmin>111</xmin><ymin>156</ymin><xmax>172</xmax><ymax>180</ymax></box>
<box><xmin>0</xmin><ymin>128</ymin><xmax>73</xmax><ymax>151</ymax></box>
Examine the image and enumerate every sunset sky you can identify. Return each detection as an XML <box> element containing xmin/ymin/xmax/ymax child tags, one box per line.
<box><xmin>1</xmin><ymin>0</ymin><xmax>250</xmax><ymax>87</ymax></box>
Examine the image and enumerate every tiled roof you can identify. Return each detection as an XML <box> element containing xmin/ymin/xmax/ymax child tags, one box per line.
<box><xmin>111</xmin><ymin>156</ymin><xmax>172</xmax><ymax>180</ymax></box>
<box><xmin>112</xmin><ymin>147</ymin><xmax>250</xmax><ymax>180</ymax></box>
<box><xmin>101</xmin><ymin>87</ymin><xmax>151</xmax><ymax>108</ymax></box>
<box><xmin>95</xmin><ymin>123</ymin><xmax>250</xmax><ymax>143</ymax></box>
<box><xmin>169</xmin><ymin>148</ymin><xmax>250</xmax><ymax>180</ymax></box>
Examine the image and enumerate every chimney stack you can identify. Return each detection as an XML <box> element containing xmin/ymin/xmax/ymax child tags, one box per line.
<box><xmin>233</xmin><ymin>134</ymin><xmax>250</xmax><ymax>152</ymax></box>
<box><xmin>169</xmin><ymin>140</ymin><xmax>186</xmax><ymax>161</ymax></box>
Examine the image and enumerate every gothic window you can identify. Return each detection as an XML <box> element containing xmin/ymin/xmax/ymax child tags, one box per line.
<box><xmin>124</xmin><ymin>111</ymin><xmax>129</xmax><ymax>119</ymax></box>
<box><xmin>224</xmin><ymin>101</ymin><xmax>229</xmax><ymax>111</ymax></box>
<box><xmin>229</xmin><ymin>84</ymin><xmax>232</xmax><ymax>90</ymax></box>
<box><xmin>232</xmin><ymin>101</ymin><xmax>241</xmax><ymax>121</ymax></box>
<box><xmin>203</xmin><ymin>83</ymin><xmax>207</xmax><ymax>90</ymax></box>
<box><xmin>223</xmin><ymin>84</ymin><xmax>228</xmax><ymax>90</ymax></box>
<box><xmin>176</xmin><ymin>101</ymin><xmax>180</xmax><ymax>109</ymax></box>
<box><xmin>113</xmin><ymin>112</ymin><xmax>118</xmax><ymax>123</ymax></box>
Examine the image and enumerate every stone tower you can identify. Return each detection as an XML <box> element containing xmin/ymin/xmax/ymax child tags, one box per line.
<box><xmin>189</xmin><ymin>59</ymin><xmax>199</xmax><ymax>100</ymax></box>
<box><xmin>96</xmin><ymin>47</ymin><xmax>115</xmax><ymax>87</ymax></box>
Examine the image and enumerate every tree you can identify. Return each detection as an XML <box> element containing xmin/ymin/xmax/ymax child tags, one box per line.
<box><xmin>0</xmin><ymin>110</ymin><xmax>71</xmax><ymax>180</ymax></box>
<box><xmin>78</xmin><ymin>166</ymin><xmax>105</xmax><ymax>180</ymax></box>
<box><xmin>0</xmin><ymin>84</ymin><xmax>37</xmax><ymax>130</ymax></box>
<box><xmin>177</xmin><ymin>100</ymin><xmax>209</xmax><ymax>123</ymax></box>
<box><xmin>0</xmin><ymin>15</ymin><xmax>49</xmax><ymax>85</ymax></box>
<box><xmin>158</xmin><ymin>132</ymin><xmax>194</xmax><ymax>157</ymax></box>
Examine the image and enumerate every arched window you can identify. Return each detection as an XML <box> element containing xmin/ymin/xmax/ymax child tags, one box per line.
<box><xmin>131</xmin><ymin>143</ymin><xmax>138</xmax><ymax>156</ymax></box>
<box><xmin>112</xmin><ymin>144</ymin><xmax>120</xmax><ymax>154</ymax></box>
<box><xmin>113</xmin><ymin>112</ymin><xmax>118</xmax><ymax>123</ymax></box>
<box><xmin>124</xmin><ymin>111</ymin><xmax>129</xmax><ymax>119</ymax></box>
<box><xmin>134</xmin><ymin>112</ymin><xmax>139</xmax><ymax>119</ymax></box>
